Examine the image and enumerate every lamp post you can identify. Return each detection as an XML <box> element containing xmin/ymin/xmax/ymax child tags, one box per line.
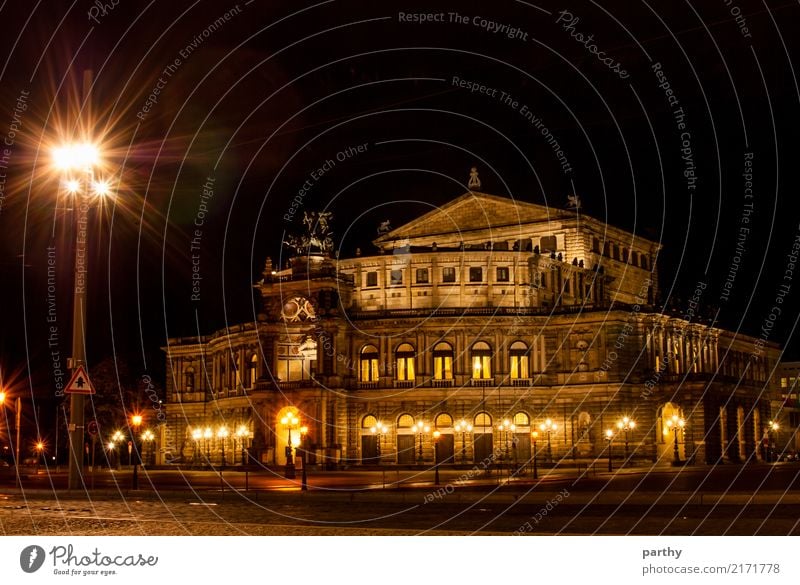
<box><xmin>235</xmin><ymin>425</ymin><xmax>249</xmax><ymax>465</ymax></box>
<box><xmin>203</xmin><ymin>427</ymin><xmax>212</xmax><ymax>465</ymax></box>
<box><xmin>35</xmin><ymin>441</ymin><xmax>45</xmax><ymax>474</ymax></box>
<box><xmin>191</xmin><ymin>428</ymin><xmax>202</xmax><ymax>467</ymax></box>
<box><xmin>605</xmin><ymin>429</ymin><xmax>614</xmax><ymax>472</ymax></box>
<box><xmin>111</xmin><ymin>430</ymin><xmax>123</xmax><ymax>470</ymax></box>
<box><xmin>616</xmin><ymin>416</ymin><xmax>636</xmax><ymax>464</ymax></box>
<box><xmin>433</xmin><ymin>430</ymin><xmax>441</xmax><ymax>485</ymax></box>
<box><xmin>281</xmin><ymin>413</ymin><xmax>299</xmax><ymax>479</ymax></box>
<box><xmin>767</xmin><ymin>420</ymin><xmax>779</xmax><ymax>463</ymax></box>
<box><xmin>300</xmin><ymin>425</ymin><xmax>308</xmax><ymax>491</ymax></box>
<box><xmin>217</xmin><ymin>426</ymin><xmax>228</xmax><ymax>468</ymax></box>
<box><xmin>130</xmin><ymin>415</ymin><xmax>142</xmax><ymax>489</ymax></box>
<box><xmin>141</xmin><ymin>430</ymin><xmax>155</xmax><ymax>466</ymax></box>
<box><xmin>530</xmin><ymin>430</ymin><xmax>539</xmax><ymax>479</ymax></box>
<box><xmin>454</xmin><ymin>419</ymin><xmax>472</xmax><ymax>464</ymax></box>
<box><xmin>411</xmin><ymin>421</ymin><xmax>430</xmax><ymax>464</ymax></box>
<box><xmin>370</xmin><ymin>421</ymin><xmax>388</xmax><ymax>464</ymax></box>
<box><xmin>53</xmin><ymin>139</ymin><xmax>112</xmax><ymax>490</ymax></box>
<box><xmin>664</xmin><ymin>414</ymin><xmax>685</xmax><ymax>466</ymax></box>
<box><xmin>539</xmin><ymin>418</ymin><xmax>558</xmax><ymax>463</ymax></box>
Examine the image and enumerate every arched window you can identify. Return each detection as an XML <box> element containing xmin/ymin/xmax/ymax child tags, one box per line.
<box><xmin>509</xmin><ymin>341</ymin><xmax>529</xmax><ymax>380</ymax></box>
<box><xmin>397</xmin><ymin>413</ymin><xmax>415</xmax><ymax>428</ymax></box>
<box><xmin>360</xmin><ymin>345</ymin><xmax>379</xmax><ymax>382</ymax></box>
<box><xmin>513</xmin><ymin>412</ymin><xmax>530</xmax><ymax>426</ymax></box>
<box><xmin>471</xmin><ymin>342</ymin><xmax>492</xmax><ymax>379</ymax></box>
<box><xmin>184</xmin><ymin>366</ymin><xmax>195</xmax><ymax>391</ymax></box>
<box><xmin>395</xmin><ymin>343</ymin><xmax>415</xmax><ymax>382</ymax></box>
<box><xmin>433</xmin><ymin>342</ymin><xmax>453</xmax><ymax>380</ymax></box>
<box><xmin>474</xmin><ymin>412</ymin><xmax>492</xmax><ymax>429</ymax></box>
<box><xmin>435</xmin><ymin>413</ymin><xmax>453</xmax><ymax>428</ymax></box>
<box><xmin>247</xmin><ymin>353</ymin><xmax>258</xmax><ymax>389</ymax></box>
<box><xmin>362</xmin><ymin>414</ymin><xmax>378</xmax><ymax>429</ymax></box>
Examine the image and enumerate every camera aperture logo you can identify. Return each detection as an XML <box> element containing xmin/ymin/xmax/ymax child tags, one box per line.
<box><xmin>20</xmin><ymin>545</ymin><xmax>46</xmax><ymax>573</ymax></box>
<box><xmin>20</xmin><ymin>544</ymin><xmax>158</xmax><ymax>576</ymax></box>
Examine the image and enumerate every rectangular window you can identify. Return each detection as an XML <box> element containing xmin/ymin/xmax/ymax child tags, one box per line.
<box><xmin>790</xmin><ymin>412</ymin><xmax>800</xmax><ymax>428</ymax></box>
<box><xmin>365</xmin><ymin>271</ymin><xmax>378</xmax><ymax>287</ymax></box>
<box><xmin>416</xmin><ymin>268</ymin><xmax>429</xmax><ymax>284</ymax></box>
<box><xmin>540</xmin><ymin>235</ymin><xmax>557</xmax><ymax>253</ymax></box>
<box><xmin>472</xmin><ymin>355</ymin><xmax>491</xmax><ymax>379</ymax></box>
<box><xmin>442</xmin><ymin>267</ymin><xmax>456</xmax><ymax>283</ymax></box>
<box><xmin>469</xmin><ymin>267</ymin><xmax>483</xmax><ymax>282</ymax></box>
<box><xmin>592</xmin><ymin>237</ymin><xmax>600</xmax><ymax>253</ymax></box>
<box><xmin>510</xmin><ymin>354</ymin><xmax>529</xmax><ymax>379</ymax></box>
<box><xmin>361</xmin><ymin>357</ymin><xmax>379</xmax><ymax>381</ymax></box>
<box><xmin>390</xmin><ymin>269</ymin><xmax>403</xmax><ymax>285</ymax></box>
<box><xmin>622</xmin><ymin>248</ymin><xmax>629</xmax><ymax>263</ymax></box>
<box><xmin>396</xmin><ymin>356</ymin><xmax>415</xmax><ymax>381</ymax></box>
<box><xmin>496</xmin><ymin>266</ymin><xmax>510</xmax><ymax>282</ymax></box>
<box><xmin>434</xmin><ymin>355</ymin><xmax>453</xmax><ymax>379</ymax></box>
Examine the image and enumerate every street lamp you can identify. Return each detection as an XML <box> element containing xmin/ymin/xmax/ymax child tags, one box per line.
<box><xmin>433</xmin><ymin>430</ymin><xmax>441</xmax><ymax>485</ymax></box>
<box><xmin>203</xmin><ymin>426</ymin><xmax>212</xmax><ymax>464</ymax></box>
<box><xmin>530</xmin><ymin>430</ymin><xmax>539</xmax><ymax>479</ymax></box>
<box><xmin>454</xmin><ymin>419</ymin><xmax>472</xmax><ymax>464</ymax></box>
<box><xmin>767</xmin><ymin>420</ymin><xmax>780</xmax><ymax>463</ymax></box>
<box><xmin>300</xmin><ymin>425</ymin><xmax>309</xmax><ymax>491</ymax></box>
<box><xmin>370</xmin><ymin>421</ymin><xmax>388</xmax><ymax>463</ymax></box>
<box><xmin>235</xmin><ymin>425</ymin><xmax>249</xmax><ymax>465</ymax></box>
<box><xmin>35</xmin><ymin>441</ymin><xmax>45</xmax><ymax>473</ymax></box>
<box><xmin>191</xmin><ymin>428</ymin><xmax>202</xmax><ymax>467</ymax></box>
<box><xmin>217</xmin><ymin>426</ymin><xmax>229</xmax><ymax>468</ymax></box>
<box><xmin>664</xmin><ymin>414</ymin><xmax>685</xmax><ymax>466</ymax></box>
<box><xmin>281</xmin><ymin>413</ymin><xmax>299</xmax><ymax>479</ymax></box>
<box><xmin>605</xmin><ymin>428</ymin><xmax>614</xmax><ymax>472</ymax></box>
<box><xmin>411</xmin><ymin>421</ymin><xmax>430</xmax><ymax>464</ymax></box>
<box><xmin>141</xmin><ymin>430</ymin><xmax>155</xmax><ymax>466</ymax></box>
<box><xmin>52</xmin><ymin>140</ymin><xmax>113</xmax><ymax>490</ymax></box>
<box><xmin>539</xmin><ymin>418</ymin><xmax>558</xmax><ymax>463</ymax></box>
<box><xmin>111</xmin><ymin>430</ymin><xmax>124</xmax><ymax>470</ymax></box>
<box><xmin>616</xmin><ymin>416</ymin><xmax>636</xmax><ymax>463</ymax></box>
<box><xmin>130</xmin><ymin>414</ymin><xmax>142</xmax><ymax>489</ymax></box>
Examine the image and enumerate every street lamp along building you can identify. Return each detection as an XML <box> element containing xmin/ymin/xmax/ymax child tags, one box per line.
<box><xmin>164</xmin><ymin>175</ymin><xmax>780</xmax><ymax>469</ymax></box>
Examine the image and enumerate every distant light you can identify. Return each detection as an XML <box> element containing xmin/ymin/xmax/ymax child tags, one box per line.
<box><xmin>92</xmin><ymin>179</ymin><xmax>112</xmax><ymax>197</ymax></box>
<box><xmin>65</xmin><ymin>179</ymin><xmax>81</xmax><ymax>193</ymax></box>
<box><xmin>53</xmin><ymin>143</ymin><xmax>100</xmax><ymax>170</ymax></box>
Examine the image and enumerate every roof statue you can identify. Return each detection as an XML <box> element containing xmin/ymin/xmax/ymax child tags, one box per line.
<box><xmin>283</xmin><ymin>210</ymin><xmax>334</xmax><ymax>255</ymax></box>
<box><xmin>566</xmin><ymin>194</ymin><xmax>582</xmax><ymax>210</ymax></box>
<box><xmin>467</xmin><ymin>166</ymin><xmax>481</xmax><ymax>190</ymax></box>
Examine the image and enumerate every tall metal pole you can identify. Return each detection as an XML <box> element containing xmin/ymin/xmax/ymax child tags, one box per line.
<box><xmin>14</xmin><ymin>396</ymin><xmax>21</xmax><ymax>487</ymax></box>
<box><xmin>67</xmin><ymin>70</ymin><xmax>93</xmax><ymax>490</ymax></box>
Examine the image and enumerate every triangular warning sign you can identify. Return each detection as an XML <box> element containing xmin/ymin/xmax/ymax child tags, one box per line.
<box><xmin>65</xmin><ymin>365</ymin><xmax>96</xmax><ymax>395</ymax></box>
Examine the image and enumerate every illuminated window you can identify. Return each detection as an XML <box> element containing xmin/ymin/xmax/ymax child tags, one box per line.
<box><xmin>474</xmin><ymin>412</ymin><xmax>492</xmax><ymax>428</ymax></box>
<box><xmin>509</xmin><ymin>341</ymin><xmax>529</xmax><ymax>379</ymax></box>
<box><xmin>433</xmin><ymin>342</ymin><xmax>453</xmax><ymax>380</ymax></box>
<box><xmin>395</xmin><ymin>343</ymin><xmax>415</xmax><ymax>381</ymax></box>
<box><xmin>360</xmin><ymin>345</ymin><xmax>380</xmax><ymax>382</ymax></box>
<box><xmin>397</xmin><ymin>413</ymin><xmax>415</xmax><ymax>428</ymax></box>
<box><xmin>471</xmin><ymin>341</ymin><xmax>492</xmax><ymax>379</ymax></box>
<box><xmin>247</xmin><ymin>353</ymin><xmax>258</xmax><ymax>389</ymax></box>
<box><xmin>435</xmin><ymin>413</ymin><xmax>453</xmax><ymax>428</ymax></box>
<box><xmin>362</xmin><ymin>414</ymin><xmax>378</xmax><ymax>429</ymax></box>
<box><xmin>276</xmin><ymin>340</ymin><xmax>316</xmax><ymax>382</ymax></box>
<box><xmin>513</xmin><ymin>412</ymin><xmax>530</xmax><ymax>426</ymax></box>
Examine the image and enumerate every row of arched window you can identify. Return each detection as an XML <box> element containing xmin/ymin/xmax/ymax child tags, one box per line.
<box><xmin>361</xmin><ymin>411</ymin><xmax>532</xmax><ymax>430</ymax></box>
<box><xmin>182</xmin><ymin>353</ymin><xmax>259</xmax><ymax>392</ymax></box>
<box><xmin>359</xmin><ymin>340</ymin><xmax>542</xmax><ymax>383</ymax></box>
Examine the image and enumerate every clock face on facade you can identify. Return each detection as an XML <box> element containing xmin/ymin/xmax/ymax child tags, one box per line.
<box><xmin>281</xmin><ymin>297</ymin><xmax>315</xmax><ymax>322</ymax></box>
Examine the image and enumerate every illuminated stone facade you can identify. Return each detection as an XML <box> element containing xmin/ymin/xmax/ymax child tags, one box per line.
<box><xmin>164</xmin><ymin>190</ymin><xmax>780</xmax><ymax>469</ymax></box>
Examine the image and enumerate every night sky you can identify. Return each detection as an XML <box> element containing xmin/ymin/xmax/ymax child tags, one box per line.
<box><xmin>0</xmin><ymin>0</ymin><xmax>799</xmax><ymax>438</ymax></box>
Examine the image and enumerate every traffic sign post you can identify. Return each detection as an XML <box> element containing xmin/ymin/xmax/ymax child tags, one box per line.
<box><xmin>65</xmin><ymin>365</ymin><xmax>96</xmax><ymax>395</ymax></box>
